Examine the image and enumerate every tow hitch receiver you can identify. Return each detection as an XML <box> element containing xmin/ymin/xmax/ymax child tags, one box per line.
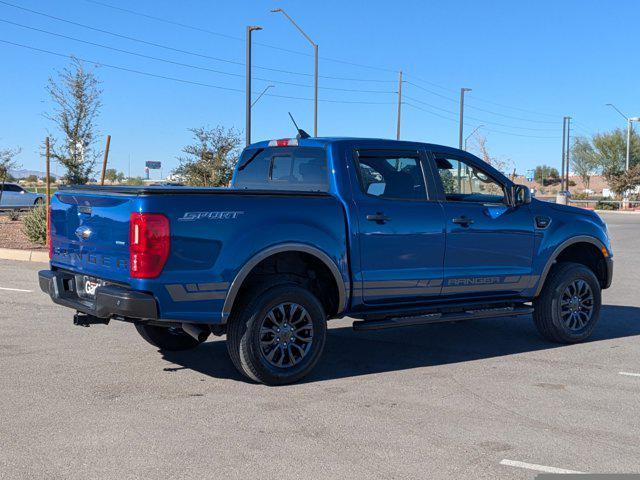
<box><xmin>73</xmin><ymin>312</ymin><xmax>110</xmax><ymax>327</ymax></box>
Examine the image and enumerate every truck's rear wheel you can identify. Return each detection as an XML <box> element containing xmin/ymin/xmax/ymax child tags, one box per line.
<box><xmin>135</xmin><ymin>324</ymin><xmax>204</xmax><ymax>351</ymax></box>
<box><xmin>227</xmin><ymin>284</ymin><xmax>327</xmax><ymax>385</ymax></box>
<box><xmin>533</xmin><ymin>262</ymin><xmax>601</xmax><ymax>343</ymax></box>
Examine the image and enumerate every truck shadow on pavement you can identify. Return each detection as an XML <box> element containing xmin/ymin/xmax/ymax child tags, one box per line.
<box><xmin>160</xmin><ymin>304</ymin><xmax>640</xmax><ymax>384</ymax></box>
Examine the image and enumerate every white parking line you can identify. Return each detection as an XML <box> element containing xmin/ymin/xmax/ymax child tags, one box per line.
<box><xmin>500</xmin><ymin>459</ymin><xmax>583</xmax><ymax>474</ymax></box>
<box><xmin>0</xmin><ymin>286</ymin><xmax>33</xmax><ymax>293</ymax></box>
<box><xmin>619</xmin><ymin>372</ymin><xmax>640</xmax><ymax>378</ymax></box>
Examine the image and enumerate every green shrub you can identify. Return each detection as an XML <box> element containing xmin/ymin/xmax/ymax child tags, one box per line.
<box><xmin>22</xmin><ymin>205</ymin><xmax>47</xmax><ymax>245</ymax></box>
<box><xmin>595</xmin><ymin>200</ymin><xmax>618</xmax><ymax>211</ymax></box>
<box><xmin>8</xmin><ymin>210</ymin><xmax>20</xmax><ymax>221</ymax></box>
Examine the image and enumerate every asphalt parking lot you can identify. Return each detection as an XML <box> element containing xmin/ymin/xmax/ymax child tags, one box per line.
<box><xmin>1</xmin><ymin>212</ymin><xmax>639</xmax><ymax>479</ymax></box>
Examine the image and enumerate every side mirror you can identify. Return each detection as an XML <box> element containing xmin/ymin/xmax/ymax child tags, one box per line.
<box><xmin>514</xmin><ymin>184</ymin><xmax>532</xmax><ymax>206</ymax></box>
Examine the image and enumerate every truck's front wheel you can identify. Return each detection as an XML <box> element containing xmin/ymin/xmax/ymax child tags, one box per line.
<box><xmin>227</xmin><ymin>284</ymin><xmax>327</xmax><ymax>385</ymax></box>
<box><xmin>135</xmin><ymin>324</ymin><xmax>204</xmax><ymax>351</ymax></box>
<box><xmin>533</xmin><ymin>262</ymin><xmax>602</xmax><ymax>343</ymax></box>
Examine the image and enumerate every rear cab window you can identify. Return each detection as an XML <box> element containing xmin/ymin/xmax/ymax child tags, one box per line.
<box><xmin>234</xmin><ymin>147</ymin><xmax>329</xmax><ymax>192</ymax></box>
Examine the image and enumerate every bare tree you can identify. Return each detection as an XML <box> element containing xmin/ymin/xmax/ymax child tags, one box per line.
<box><xmin>472</xmin><ymin>134</ymin><xmax>511</xmax><ymax>174</ymax></box>
<box><xmin>46</xmin><ymin>57</ymin><xmax>102</xmax><ymax>184</ymax></box>
<box><xmin>470</xmin><ymin>134</ymin><xmax>513</xmax><ymax>195</ymax></box>
<box><xmin>0</xmin><ymin>146</ymin><xmax>21</xmax><ymax>205</ymax></box>
<box><xmin>173</xmin><ymin>126</ymin><xmax>242</xmax><ymax>187</ymax></box>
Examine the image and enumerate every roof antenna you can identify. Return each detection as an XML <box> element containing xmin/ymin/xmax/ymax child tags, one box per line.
<box><xmin>288</xmin><ymin>112</ymin><xmax>311</xmax><ymax>139</ymax></box>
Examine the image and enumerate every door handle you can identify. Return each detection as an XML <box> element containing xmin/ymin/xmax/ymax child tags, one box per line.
<box><xmin>452</xmin><ymin>216</ymin><xmax>474</xmax><ymax>227</ymax></box>
<box><xmin>366</xmin><ymin>212</ymin><xmax>391</xmax><ymax>224</ymax></box>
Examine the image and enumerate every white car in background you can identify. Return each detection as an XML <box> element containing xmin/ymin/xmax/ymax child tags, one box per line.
<box><xmin>0</xmin><ymin>183</ymin><xmax>45</xmax><ymax>208</ymax></box>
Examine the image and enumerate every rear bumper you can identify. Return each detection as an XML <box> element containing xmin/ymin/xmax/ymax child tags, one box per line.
<box><xmin>38</xmin><ymin>270</ymin><xmax>158</xmax><ymax>320</ymax></box>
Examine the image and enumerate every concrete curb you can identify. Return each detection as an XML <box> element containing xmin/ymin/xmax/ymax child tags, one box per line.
<box><xmin>0</xmin><ymin>248</ymin><xmax>48</xmax><ymax>263</ymax></box>
<box><xmin>594</xmin><ymin>210</ymin><xmax>640</xmax><ymax>215</ymax></box>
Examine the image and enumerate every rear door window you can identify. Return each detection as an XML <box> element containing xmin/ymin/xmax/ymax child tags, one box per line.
<box><xmin>235</xmin><ymin>147</ymin><xmax>329</xmax><ymax>191</ymax></box>
<box><xmin>355</xmin><ymin>153</ymin><xmax>428</xmax><ymax>200</ymax></box>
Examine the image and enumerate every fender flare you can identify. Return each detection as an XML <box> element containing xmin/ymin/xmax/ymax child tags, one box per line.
<box><xmin>221</xmin><ymin>243</ymin><xmax>348</xmax><ymax>321</ymax></box>
<box><xmin>534</xmin><ymin>235</ymin><xmax>608</xmax><ymax>297</ymax></box>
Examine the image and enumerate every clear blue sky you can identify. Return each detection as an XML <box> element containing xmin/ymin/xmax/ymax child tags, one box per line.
<box><xmin>0</xmin><ymin>0</ymin><xmax>638</xmax><ymax>179</ymax></box>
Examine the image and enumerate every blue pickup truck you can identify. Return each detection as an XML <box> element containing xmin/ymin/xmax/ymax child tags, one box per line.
<box><xmin>39</xmin><ymin>137</ymin><xmax>613</xmax><ymax>385</ymax></box>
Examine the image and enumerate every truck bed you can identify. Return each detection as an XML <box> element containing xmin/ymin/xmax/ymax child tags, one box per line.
<box><xmin>50</xmin><ymin>185</ymin><xmax>348</xmax><ymax>324</ymax></box>
<box><xmin>58</xmin><ymin>185</ymin><xmax>332</xmax><ymax>197</ymax></box>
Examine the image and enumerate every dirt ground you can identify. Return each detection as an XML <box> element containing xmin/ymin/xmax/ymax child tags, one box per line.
<box><xmin>0</xmin><ymin>215</ymin><xmax>46</xmax><ymax>250</ymax></box>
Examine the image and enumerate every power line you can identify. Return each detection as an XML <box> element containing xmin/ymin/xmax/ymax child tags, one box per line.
<box><xmin>405</xmin><ymin>74</ymin><xmax>562</xmax><ymax>119</ymax></box>
<box><xmin>404</xmin><ymin>95</ymin><xmax>557</xmax><ymax>132</ymax></box>
<box><xmin>82</xmin><ymin>0</ymin><xmax>400</xmax><ymax>73</ymax></box>
<box><xmin>403</xmin><ymin>102</ymin><xmax>558</xmax><ymax>139</ymax></box>
<box><xmin>0</xmin><ymin>18</ymin><xmax>396</xmax><ymax>94</ymax></box>
<box><xmin>404</xmin><ymin>81</ymin><xmax>558</xmax><ymax>125</ymax></box>
<box><xmin>0</xmin><ymin>0</ymin><xmax>395</xmax><ymax>84</ymax></box>
<box><xmin>0</xmin><ymin>39</ymin><xmax>396</xmax><ymax>105</ymax></box>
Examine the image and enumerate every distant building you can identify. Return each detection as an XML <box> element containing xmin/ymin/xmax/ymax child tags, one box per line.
<box><xmin>512</xmin><ymin>174</ymin><xmax>611</xmax><ymax>197</ymax></box>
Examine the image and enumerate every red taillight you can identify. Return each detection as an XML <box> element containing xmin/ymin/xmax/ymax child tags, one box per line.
<box><xmin>268</xmin><ymin>138</ymin><xmax>299</xmax><ymax>147</ymax></box>
<box><xmin>129</xmin><ymin>213</ymin><xmax>170</xmax><ymax>279</ymax></box>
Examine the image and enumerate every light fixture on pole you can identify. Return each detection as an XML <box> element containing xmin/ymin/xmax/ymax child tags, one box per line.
<box><xmin>271</xmin><ymin>8</ymin><xmax>318</xmax><ymax>137</ymax></box>
<box><xmin>606</xmin><ymin>103</ymin><xmax>639</xmax><ymax>171</ymax></box>
<box><xmin>464</xmin><ymin>124</ymin><xmax>484</xmax><ymax>151</ymax></box>
<box><xmin>252</xmin><ymin>85</ymin><xmax>275</xmax><ymax>108</ymax></box>
<box><xmin>458</xmin><ymin>88</ymin><xmax>472</xmax><ymax>150</ymax></box>
<box><xmin>246</xmin><ymin>25</ymin><xmax>262</xmax><ymax>146</ymax></box>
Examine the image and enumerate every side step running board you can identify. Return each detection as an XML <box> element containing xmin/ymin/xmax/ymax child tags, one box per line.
<box><xmin>352</xmin><ymin>306</ymin><xmax>534</xmax><ymax>331</ymax></box>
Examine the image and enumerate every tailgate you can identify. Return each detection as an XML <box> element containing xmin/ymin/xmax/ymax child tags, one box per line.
<box><xmin>50</xmin><ymin>191</ymin><xmax>134</xmax><ymax>283</ymax></box>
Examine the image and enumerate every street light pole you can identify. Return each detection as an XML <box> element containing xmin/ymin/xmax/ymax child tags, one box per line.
<box><xmin>464</xmin><ymin>124</ymin><xmax>484</xmax><ymax>151</ymax></box>
<box><xmin>246</xmin><ymin>25</ymin><xmax>262</xmax><ymax>147</ymax></box>
<box><xmin>565</xmin><ymin>117</ymin><xmax>571</xmax><ymax>189</ymax></box>
<box><xmin>626</xmin><ymin>117</ymin><xmax>640</xmax><ymax>171</ymax></box>
<box><xmin>271</xmin><ymin>9</ymin><xmax>318</xmax><ymax>136</ymax></box>
<box><xmin>561</xmin><ymin>117</ymin><xmax>567</xmax><ymax>192</ymax></box>
<box><xmin>605</xmin><ymin>103</ymin><xmax>639</xmax><ymax>171</ymax></box>
<box><xmin>396</xmin><ymin>70</ymin><xmax>403</xmax><ymax>140</ymax></box>
<box><xmin>458</xmin><ymin>88</ymin><xmax>472</xmax><ymax>149</ymax></box>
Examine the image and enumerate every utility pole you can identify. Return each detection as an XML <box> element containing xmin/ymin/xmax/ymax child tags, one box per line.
<box><xmin>565</xmin><ymin>117</ymin><xmax>571</xmax><ymax>190</ymax></box>
<box><xmin>271</xmin><ymin>9</ymin><xmax>318</xmax><ymax>136</ymax></box>
<box><xmin>396</xmin><ymin>70</ymin><xmax>403</xmax><ymax>140</ymax></box>
<box><xmin>458</xmin><ymin>88</ymin><xmax>472</xmax><ymax>149</ymax></box>
<box><xmin>561</xmin><ymin>117</ymin><xmax>567</xmax><ymax>191</ymax></box>
<box><xmin>313</xmin><ymin>43</ymin><xmax>318</xmax><ymax>137</ymax></box>
<box><xmin>45</xmin><ymin>137</ymin><xmax>51</xmax><ymax>247</ymax></box>
<box><xmin>245</xmin><ymin>25</ymin><xmax>262</xmax><ymax>146</ymax></box>
<box><xmin>100</xmin><ymin>134</ymin><xmax>111</xmax><ymax>185</ymax></box>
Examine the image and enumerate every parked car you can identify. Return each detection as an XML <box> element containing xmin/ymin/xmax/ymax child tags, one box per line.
<box><xmin>0</xmin><ymin>183</ymin><xmax>44</xmax><ymax>208</ymax></box>
<box><xmin>39</xmin><ymin>137</ymin><xmax>613</xmax><ymax>385</ymax></box>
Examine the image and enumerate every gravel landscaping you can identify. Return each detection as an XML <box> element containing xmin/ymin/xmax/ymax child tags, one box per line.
<box><xmin>0</xmin><ymin>215</ymin><xmax>46</xmax><ymax>250</ymax></box>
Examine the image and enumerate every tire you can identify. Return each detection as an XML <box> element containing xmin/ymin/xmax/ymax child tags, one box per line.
<box><xmin>34</xmin><ymin>198</ymin><xmax>44</xmax><ymax>206</ymax></box>
<box><xmin>533</xmin><ymin>262</ymin><xmax>602</xmax><ymax>343</ymax></box>
<box><xmin>227</xmin><ymin>284</ymin><xmax>327</xmax><ymax>386</ymax></box>
<box><xmin>135</xmin><ymin>323</ymin><xmax>204</xmax><ymax>351</ymax></box>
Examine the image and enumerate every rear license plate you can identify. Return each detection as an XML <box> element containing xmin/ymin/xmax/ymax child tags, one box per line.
<box><xmin>75</xmin><ymin>275</ymin><xmax>104</xmax><ymax>299</ymax></box>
